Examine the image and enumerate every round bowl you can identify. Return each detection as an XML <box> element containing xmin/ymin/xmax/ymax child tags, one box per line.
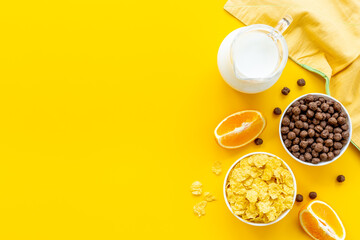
<box><xmin>223</xmin><ymin>152</ymin><xmax>297</xmax><ymax>226</ymax></box>
<box><xmin>279</xmin><ymin>93</ymin><xmax>352</xmax><ymax>166</ymax></box>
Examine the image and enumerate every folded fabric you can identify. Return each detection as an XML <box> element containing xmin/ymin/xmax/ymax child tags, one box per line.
<box><xmin>224</xmin><ymin>0</ymin><xmax>360</xmax><ymax>150</ymax></box>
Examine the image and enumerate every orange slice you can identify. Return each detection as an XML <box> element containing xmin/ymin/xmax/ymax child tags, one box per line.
<box><xmin>299</xmin><ymin>200</ymin><xmax>345</xmax><ymax>240</ymax></box>
<box><xmin>214</xmin><ymin>110</ymin><xmax>265</xmax><ymax>149</ymax></box>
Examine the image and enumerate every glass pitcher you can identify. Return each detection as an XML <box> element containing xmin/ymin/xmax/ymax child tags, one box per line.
<box><xmin>217</xmin><ymin>16</ymin><xmax>292</xmax><ymax>94</ymax></box>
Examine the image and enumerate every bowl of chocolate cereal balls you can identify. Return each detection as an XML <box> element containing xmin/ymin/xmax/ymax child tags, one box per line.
<box><xmin>279</xmin><ymin>93</ymin><xmax>352</xmax><ymax>166</ymax></box>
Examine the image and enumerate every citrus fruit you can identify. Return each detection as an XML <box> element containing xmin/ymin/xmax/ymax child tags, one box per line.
<box><xmin>214</xmin><ymin>110</ymin><xmax>266</xmax><ymax>149</ymax></box>
<box><xmin>299</xmin><ymin>200</ymin><xmax>345</xmax><ymax>240</ymax></box>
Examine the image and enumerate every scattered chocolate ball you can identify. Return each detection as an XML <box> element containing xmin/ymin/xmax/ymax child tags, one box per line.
<box><xmin>297</xmin><ymin>78</ymin><xmax>306</xmax><ymax>86</ymax></box>
<box><xmin>273</xmin><ymin>107</ymin><xmax>282</xmax><ymax>115</ymax></box>
<box><xmin>309</xmin><ymin>192</ymin><xmax>317</xmax><ymax>199</ymax></box>
<box><xmin>296</xmin><ymin>194</ymin><xmax>304</xmax><ymax>202</ymax></box>
<box><xmin>254</xmin><ymin>138</ymin><xmax>263</xmax><ymax>145</ymax></box>
<box><xmin>337</xmin><ymin>175</ymin><xmax>345</xmax><ymax>183</ymax></box>
<box><xmin>281</xmin><ymin>87</ymin><xmax>290</xmax><ymax>95</ymax></box>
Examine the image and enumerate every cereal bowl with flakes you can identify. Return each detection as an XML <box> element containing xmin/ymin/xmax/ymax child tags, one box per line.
<box><xmin>279</xmin><ymin>93</ymin><xmax>352</xmax><ymax>166</ymax></box>
<box><xmin>223</xmin><ymin>152</ymin><xmax>297</xmax><ymax>226</ymax></box>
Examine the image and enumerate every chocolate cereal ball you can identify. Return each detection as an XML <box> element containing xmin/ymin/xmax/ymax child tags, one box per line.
<box><xmin>281</xmin><ymin>94</ymin><xmax>349</xmax><ymax>164</ymax></box>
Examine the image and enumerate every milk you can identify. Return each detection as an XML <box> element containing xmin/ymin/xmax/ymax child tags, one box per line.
<box><xmin>217</xmin><ymin>24</ymin><xmax>289</xmax><ymax>94</ymax></box>
<box><xmin>231</xmin><ymin>31</ymin><xmax>279</xmax><ymax>79</ymax></box>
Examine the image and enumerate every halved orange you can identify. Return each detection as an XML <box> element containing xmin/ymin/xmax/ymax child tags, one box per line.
<box><xmin>214</xmin><ymin>110</ymin><xmax>265</xmax><ymax>149</ymax></box>
<box><xmin>299</xmin><ymin>200</ymin><xmax>345</xmax><ymax>240</ymax></box>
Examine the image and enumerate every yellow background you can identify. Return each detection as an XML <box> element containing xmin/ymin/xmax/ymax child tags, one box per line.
<box><xmin>0</xmin><ymin>0</ymin><xmax>359</xmax><ymax>239</ymax></box>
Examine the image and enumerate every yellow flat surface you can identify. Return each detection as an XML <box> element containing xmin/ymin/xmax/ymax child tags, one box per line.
<box><xmin>0</xmin><ymin>1</ymin><xmax>359</xmax><ymax>239</ymax></box>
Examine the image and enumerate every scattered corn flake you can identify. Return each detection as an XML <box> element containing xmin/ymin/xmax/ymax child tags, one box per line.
<box><xmin>204</xmin><ymin>192</ymin><xmax>216</xmax><ymax>202</ymax></box>
<box><xmin>193</xmin><ymin>201</ymin><xmax>207</xmax><ymax>217</ymax></box>
<box><xmin>190</xmin><ymin>181</ymin><xmax>203</xmax><ymax>196</ymax></box>
<box><xmin>211</xmin><ymin>161</ymin><xmax>222</xmax><ymax>175</ymax></box>
<box><xmin>225</xmin><ymin>154</ymin><xmax>295</xmax><ymax>223</ymax></box>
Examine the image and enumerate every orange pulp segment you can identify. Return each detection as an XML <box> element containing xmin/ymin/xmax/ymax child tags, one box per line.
<box><xmin>299</xmin><ymin>200</ymin><xmax>345</xmax><ymax>240</ymax></box>
<box><xmin>214</xmin><ymin>110</ymin><xmax>266</xmax><ymax>149</ymax></box>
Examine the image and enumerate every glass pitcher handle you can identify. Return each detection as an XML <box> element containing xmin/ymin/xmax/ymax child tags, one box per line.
<box><xmin>268</xmin><ymin>15</ymin><xmax>292</xmax><ymax>39</ymax></box>
<box><xmin>275</xmin><ymin>15</ymin><xmax>292</xmax><ymax>34</ymax></box>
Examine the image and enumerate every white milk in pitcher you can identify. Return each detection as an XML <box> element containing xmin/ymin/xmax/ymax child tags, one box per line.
<box><xmin>231</xmin><ymin>31</ymin><xmax>279</xmax><ymax>79</ymax></box>
<box><xmin>217</xmin><ymin>23</ymin><xmax>289</xmax><ymax>94</ymax></box>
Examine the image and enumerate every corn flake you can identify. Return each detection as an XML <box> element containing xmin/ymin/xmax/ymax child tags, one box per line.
<box><xmin>225</xmin><ymin>154</ymin><xmax>295</xmax><ymax>223</ymax></box>
<box><xmin>193</xmin><ymin>201</ymin><xmax>207</xmax><ymax>217</ymax></box>
<box><xmin>190</xmin><ymin>181</ymin><xmax>203</xmax><ymax>196</ymax></box>
<box><xmin>211</xmin><ymin>161</ymin><xmax>222</xmax><ymax>175</ymax></box>
<box><xmin>204</xmin><ymin>192</ymin><xmax>216</xmax><ymax>202</ymax></box>
<box><xmin>246</xmin><ymin>189</ymin><xmax>258</xmax><ymax>203</ymax></box>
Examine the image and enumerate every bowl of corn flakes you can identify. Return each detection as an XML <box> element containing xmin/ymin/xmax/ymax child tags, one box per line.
<box><xmin>223</xmin><ymin>152</ymin><xmax>296</xmax><ymax>226</ymax></box>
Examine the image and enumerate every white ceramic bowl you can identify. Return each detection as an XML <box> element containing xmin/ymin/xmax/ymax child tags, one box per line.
<box><xmin>279</xmin><ymin>93</ymin><xmax>352</xmax><ymax>166</ymax></box>
<box><xmin>223</xmin><ymin>152</ymin><xmax>297</xmax><ymax>226</ymax></box>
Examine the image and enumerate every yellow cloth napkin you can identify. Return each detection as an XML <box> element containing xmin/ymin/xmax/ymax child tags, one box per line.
<box><xmin>224</xmin><ymin>0</ymin><xmax>360</xmax><ymax>149</ymax></box>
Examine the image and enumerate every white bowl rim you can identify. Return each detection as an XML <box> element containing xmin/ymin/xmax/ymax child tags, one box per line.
<box><xmin>279</xmin><ymin>93</ymin><xmax>352</xmax><ymax>166</ymax></box>
<box><xmin>223</xmin><ymin>152</ymin><xmax>297</xmax><ymax>226</ymax></box>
